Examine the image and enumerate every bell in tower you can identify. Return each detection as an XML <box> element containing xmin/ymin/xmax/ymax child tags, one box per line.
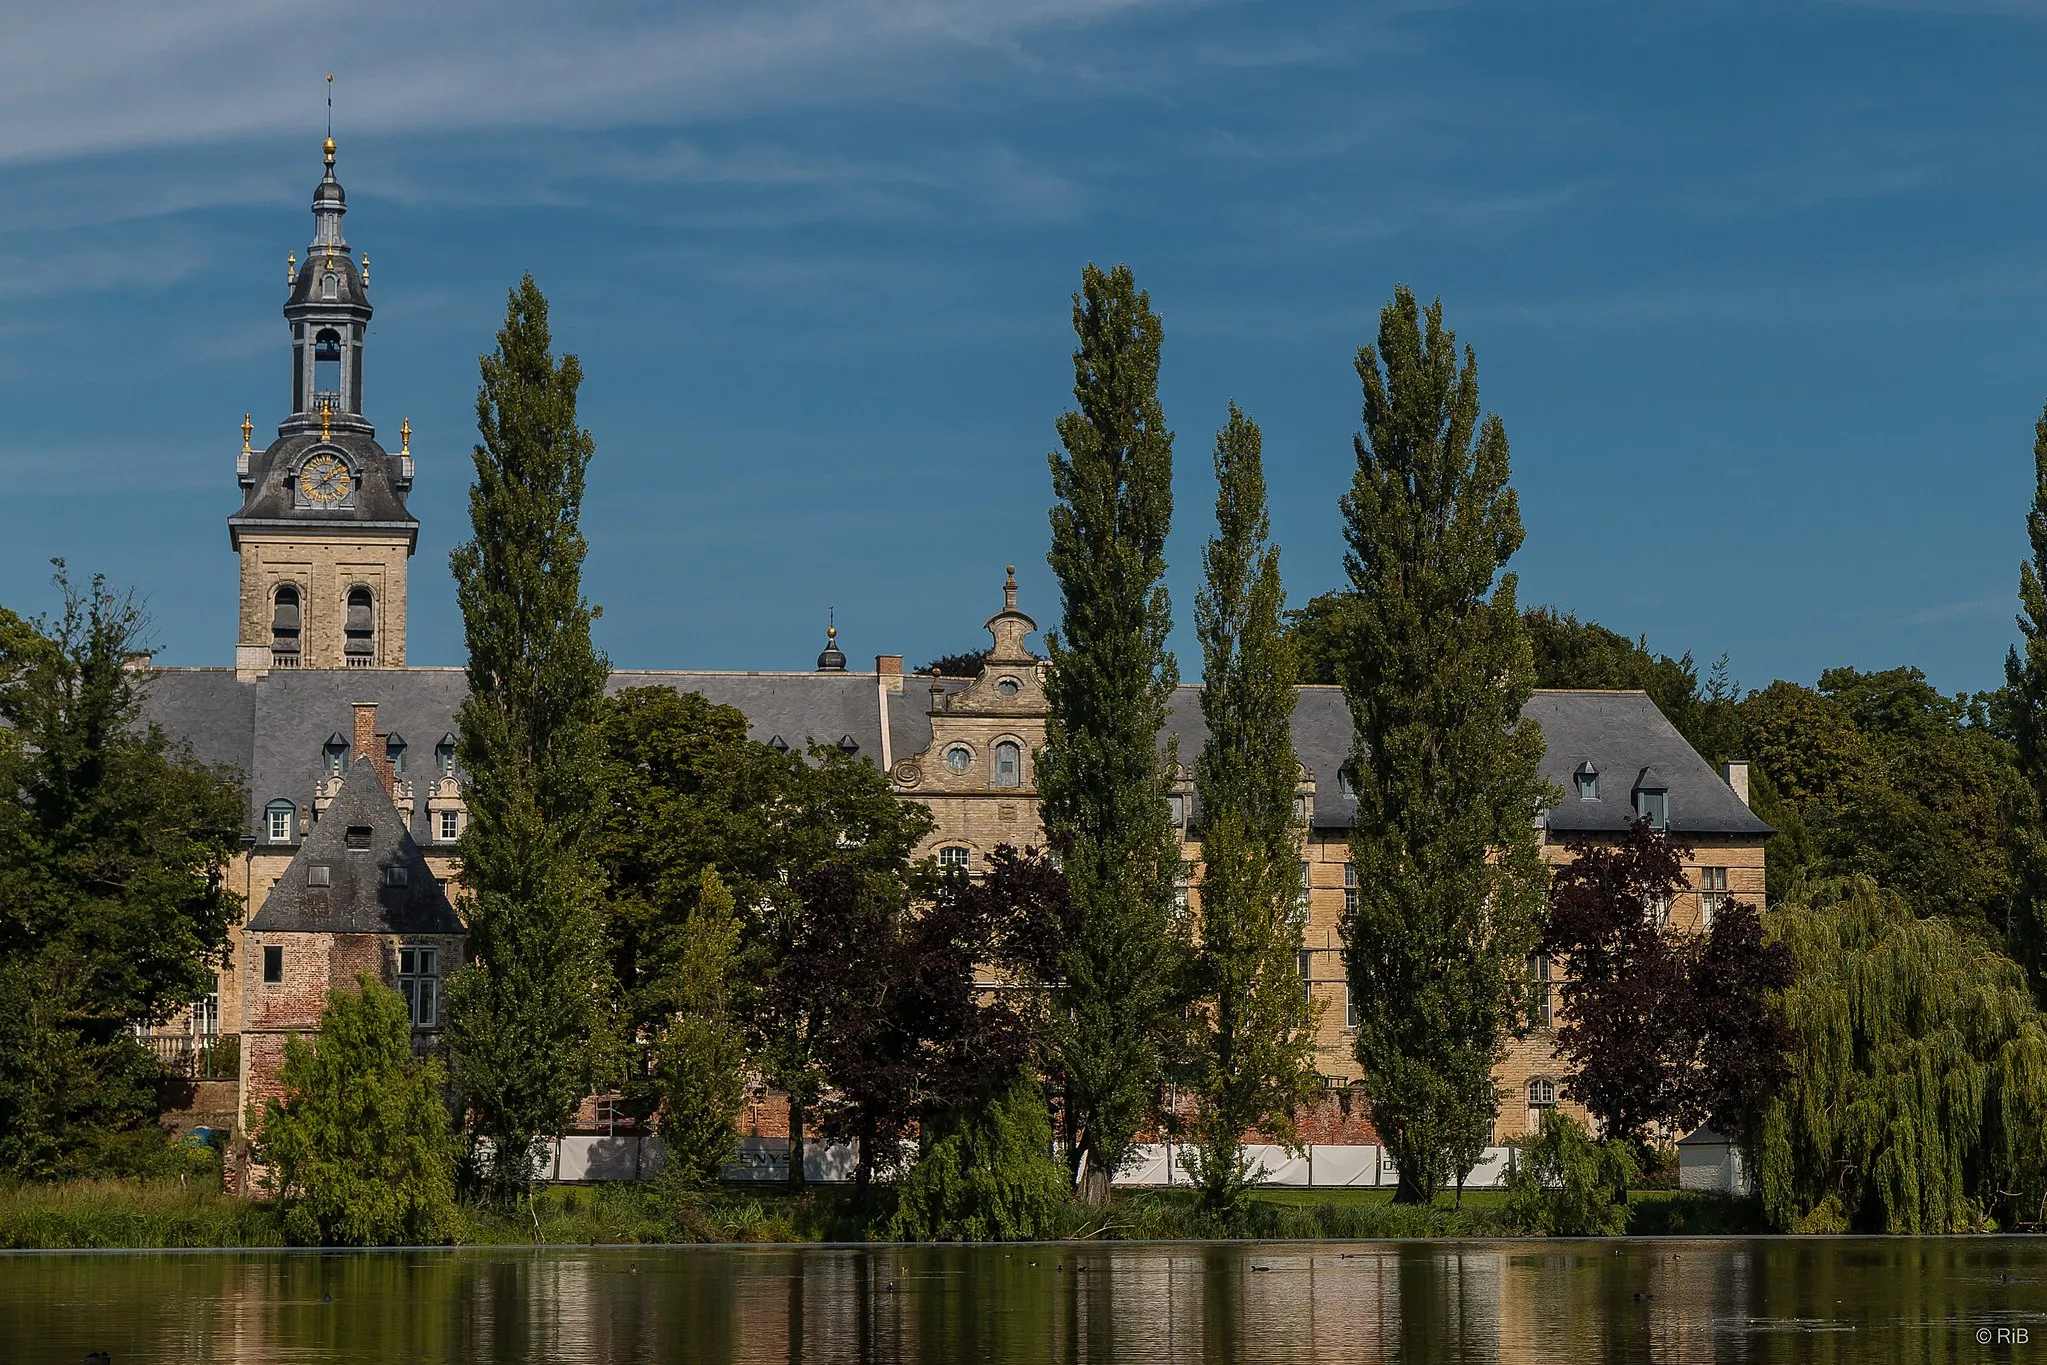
<box><xmin>229</xmin><ymin>137</ymin><xmax>418</xmax><ymax>679</ymax></box>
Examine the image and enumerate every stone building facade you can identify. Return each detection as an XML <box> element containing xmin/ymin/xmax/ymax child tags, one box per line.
<box><xmin>139</xmin><ymin>140</ymin><xmax>1772</xmax><ymax>1162</ymax></box>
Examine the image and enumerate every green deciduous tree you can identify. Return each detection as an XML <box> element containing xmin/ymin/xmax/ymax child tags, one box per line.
<box><xmin>0</xmin><ymin>566</ymin><xmax>243</xmax><ymax>1178</ymax></box>
<box><xmin>1183</xmin><ymin>403</ymin><xmax>1322</xmax><ymax>1219</ymax></box>
<box><xmin>1038</xmin><ymin>262</ymin><xmax>1185</xmax><ymax>1205</ymax></box>
<box><xmin>1503</xmin><ymin>1109</ymin><xmax>1639</xmax><ymax>1237</ymax></box>
<box><xmin>649</xmin><ymin>868</ymin><xmax>748</xmax><ymax>1189</ymax></box>
<box><xmin>2005</xmin><ymin>398</ymin><xmax>2047</xmax><ymax>991</ymax></box>
<box><xmin>444</xmin><ymin>275</ymin><xmax>613</xmax><ymax>1202</ymax></box>
<box><xmin>259</xmin><ymin>975</ymin><xmax>461</xmax><ymax>1246</ymax></box>
<box><xmin>1336</xmin><ymin>286</ymin><xmax>1548</xmax><ymax>1204</ymax></box>
<box><xmin>1757</xmin><ymin>876</ymin><xmax>2047</xmax><ymax>1233</ymax></box>
<box><xmin>888</xmin><ymin>1072</ymin><xmax>1067</xmax><ymax>1242</ymax></box>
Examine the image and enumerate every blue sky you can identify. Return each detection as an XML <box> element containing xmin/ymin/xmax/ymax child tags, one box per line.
<box><xmin>4</xmin><ymin>0</ymin><xmax>2046</xmax><ymax>695</ymax></box>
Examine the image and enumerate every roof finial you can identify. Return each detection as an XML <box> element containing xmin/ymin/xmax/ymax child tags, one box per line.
<box><xmin>816</xmin><ymin>610</ymin><xmax>847</xmax><ymax>672</ymax></box>
<box><xmin>286</xmin><ymin>251</ymin><xmax>296</xmax><ymax>287</ymax></box>
<box><xmin>360</xmin><ymin>253</ymin><xmax>370</xmax><ymax>288</ymax></box>
<box><xmin>319</xmin><ymin>398</ymin><xmax>331</xmax><ymax>442</ymax></box>
<box><xmin>400</xmin><ymin>417</ymin><xmax>411</xmax><ymax>457</ymax></box>
<box><xmin>1004</xmin><ymin>565</ymin><xmax>1018</xmax><ymax>614</ymax></box>
<box><xmin>325</xmin><ymin>72</ymin><xmax>335</xmax><ymax>153</ymax></box>
<box><xmin>242</xmin><ymin>413</ymin><xmax>253</xmax><ymax>455</ymax></box>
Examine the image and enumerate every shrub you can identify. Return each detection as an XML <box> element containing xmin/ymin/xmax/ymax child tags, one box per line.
<box><xmin>258</xmin><ymin>975</ymin><xmax>461</xmax><ymax>1246</ymax></box>
<box><xmin>1503</xmin><ymin>1109</ymin><xmax>1638</xmax><ymax>1236</ymax></box>
<box><xmin>888</xmin><ymin>1075</ymin><xmax>1066</xmax><ymax>1241</ymax></box>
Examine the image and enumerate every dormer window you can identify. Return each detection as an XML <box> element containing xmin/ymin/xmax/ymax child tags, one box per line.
<box><xmin>323</xmin><ymin>732</ymin><xmax>349</xmax><ymax>777</ymax></box>
<box><xmin>996</xmin><ymin>676</ymin><xmax>1022</xmax><ymax>698</ymax></box>
<box><xmin>1337</xmin><ymin>763</ymin><xmax>1357</xmax><ymax>798</ymax></box>
<box><xmin>265</xmin><ymin>800</ymin><xmax>296</xmax><ymax>843</ymax></box>
<box><xmin>345</xmin><ymin>825</ymin><xmax>373</xmax><ymax>851</ymax></box>
<box><xmin>385</xmin><ymin>733</ymin><xmax>407</xmax><ymax>776</ymax></box>
<box><xmin>1575</xmin><ymin>762</ymin><xmax>1599</xmax><ymax>801</ymax></box>
<box><xmin>768</xmin><ymin>735</ymin><xmax>789</xmax><ymax>755</ymax></box>
<box><xmin>436</xmin><ymin>734</ymin><xmax>457</xmax><ymax>779</ymax></box>
<box><xmin>321</xmin><ymin>273</ymin><xmax>338</xmax><ymax>301</ymax></box>
<box><xmin>837</xmin><ymin>734</ymin><xmax>860</xmax><ymax>757</ymax></box>
<box><xmin>993</xmin><ymin>741</ymin><xmax>1022</xmax><ymax>789</ymax></box>
<box><xmin>1634</xmin><ymin>769</ymin><xmax>1668</xmax><ymax>831</ymax></box>
<box><xmin>1166</xmin><ymin>793</ymin><xmax>1185</xmax><ymax>827</ymax></box>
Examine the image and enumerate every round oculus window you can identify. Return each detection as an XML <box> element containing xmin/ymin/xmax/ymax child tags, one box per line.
<box><xmin>996</xmin><ymin>676</ymin><xmax>1022</xmax><ymax>697</ymax></box>
<box><xmin>944</xmin><ymin>745</ymin><xmax>972</xmax><ymax>773</ymax></box>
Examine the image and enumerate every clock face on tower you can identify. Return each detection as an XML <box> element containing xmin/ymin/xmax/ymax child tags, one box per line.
<box><xmin>297</xmin><ymin>452</ymin><xmax>353</xmax><ymax>505</ymax></box>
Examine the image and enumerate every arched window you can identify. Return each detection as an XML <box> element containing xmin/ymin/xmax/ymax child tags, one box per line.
<box><xmin>321</xmin><ymin>273</ymin><xmax>338</xmax><ymax>301</ymax></box>
<box><xmin>993</xmin><ymin>741</ymin><xmax>1022</xmax><ymax>788</ymax></box>
<box><xmin>313</xmin><ymin>328</ymin><xmax>342</xmax><ymax>399</ymax></box>
<box><xmin>270</xmin><ymin>584</ymin><xmax>301</xmax><ymax>667</ymax></box>
<box><xmin>1528</xmin><ymin>1077</ymin><xmax>1556</xmax><ymax>1110</ymax></box>
<box><xmin>344</xmin><ymin>587</ymin><xmax>374</xmax><ymax>667</ymax></box>
<box><xmin>265</xmin><ymin>799</ymin><xmax>297</xmax><ymax>843</ymax></box>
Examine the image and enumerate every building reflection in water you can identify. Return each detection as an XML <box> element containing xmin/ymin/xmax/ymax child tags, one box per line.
<box><xmin>5</xmin><ymin>1238</ymin><xmax>2046</xmax><ymax>1363</ymax></box>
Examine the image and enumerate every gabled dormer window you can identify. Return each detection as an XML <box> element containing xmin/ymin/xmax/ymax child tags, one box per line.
<box><xmin>385</xmin><ymin>733</ymin><xmax>407</xmax><ymax>776</ymax></box>
<box><xmin>323</xmin><ymin>732</ymin><xmax>349</xmax><ymax>778</ymax></box>
<box><xmin>1634</xmin><ymin>768</ymin><xmax>1668</xmax><ymax>830</ymax></box>
<box><xmin>1575</xmin><ymin>761</ymin><xmax>1598</xmax><ymax>800</ymax></box>
<box><xmin>436</xmin><ymin>733</ymin><xmax>457</xmax><ymax>779</ymax></box>
<box><xmin>1337</xmin><ymin>763</ymin><xmax>1358</xmax><ymax>798</ymax></box>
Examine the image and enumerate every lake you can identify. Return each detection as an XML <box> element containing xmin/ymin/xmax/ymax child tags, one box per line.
<box><xmin>3</xmin><ymin>1238</ymin><xmax>2042</xmax><ymax>1363</ymax></box>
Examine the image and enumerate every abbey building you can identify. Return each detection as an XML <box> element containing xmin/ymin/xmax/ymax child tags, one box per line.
<box><xmin>140</xmin><ymin>143</ymin><xmax>1772</xmax><ymax>1173</ymax></box>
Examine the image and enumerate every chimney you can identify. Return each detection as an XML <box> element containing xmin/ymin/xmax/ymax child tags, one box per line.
<box><xmin>876</xmin><ymin>654</ymin><xmax>904</xmax><ymax>693</ymax></box>
<box><xmin>352</xmin><ymin>701</ymin><xmax>396</xmax><ymax>797</ymax></box>
<box><xmin>1720</xmin><ymin>759</ymin><xmax>1750</xmax><ymax>807</ymax></box>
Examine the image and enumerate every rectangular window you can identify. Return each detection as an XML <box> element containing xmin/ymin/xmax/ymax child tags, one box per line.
<box><xmin>1527</xmin><ymin>952</ymin><xmax>1553</xmax><ymax>1027</ymax></box>
<box><xmin>1298</xmin><ymin>949</ymin><xmax>1314</xmax><ymax>1000</ymax></box>
<box><xmin>267</xmin><ymin>806</ymin><xmax>292</xmax><ymax>842</ymax></box>
<box><xmin>308</xmin><ymin>864</ymin><xmax>330</xmax><ymax>887</ymax></box>
<box><xmin>1346</xmin><ymin>984</ymin><xmax>1357</xmax><ymax>1030</ymax></box>
<box><xmin>1166</xmin><ymin>794</ymin><xmax>1185</xmax><ymax>828</ymax></box>
<box><xmin>439</xmin><ymin>810</ymin><xmax>459</xmax><ymax>841</ymax></box>
<box><xmin>1294</xmin><ymin>861</ymin><xmax>1312</xmax><ymax>925</ymax></box>
<box><xmin>1174</xmin><ymin>861</ymin><xmax>1192</xmax><ymax>915</ymax></box>
<box><xmin>385</xmin><ymin>865</ymin><xmax>409</xmax><ymax>888</ymax></box>
<box><xmin>398</xmin><ymin>946</ymin><xmax>438</xmax><ymax>1028</ymax></box>
<box><xmin>938</xmin><ymin>846</ymin><xmax>970</xmax><ymax>873</ymax></box>
<box><xmin>1344</xmin><ymin>861</ymin><xmax>1358</xmax><ymax>915</ymax></box>
<box><xmin>1701</xmin><ymin>867</ymin><xmax>1728</xmax><ymax>926</ymax></box>
<box><xmin>1636</xmin><ymin>789</ymin><xmax>1668</xmax><ymax>830</ymax></box>
<box><xmin>1649</xmin><ymin>894</ymin><xmax>1671</xmax><ymax>929</ymax></box>
<box><xmin>262</xmin><ymin>945</ymin><xmax>283</xmax><ymax>983</ymax></box>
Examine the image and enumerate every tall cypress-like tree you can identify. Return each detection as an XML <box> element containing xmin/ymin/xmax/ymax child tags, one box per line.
<box><xmin>1039</xmin><ymin>262</ymin><xmax>1183</xmax><ymax>1205</ymax></box>
<box><xmin>2004</xmin><ymin>400</ymin><xmax>2047</xmax><ymax>993</ymax></box>
<box><xmin>1185</xmin><ymin>404</ymin><xmax>1321</xmax><ymax>1217</ymax></box>
<box><xmin>444</xmin><ymin>276</ymin><xmax>612</xmax><ymax>1202</ymax></box>
<box><xmin>1338</xmin><ymin>286</ymin><xmax>1547</xmax><ymax>1204</ymax></box>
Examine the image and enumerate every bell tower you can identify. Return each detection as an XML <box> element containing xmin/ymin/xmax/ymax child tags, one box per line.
<box><xmin>231</xmin><ymin>138</ymin><xmax>417</xmax><ymax>678</ymax></box>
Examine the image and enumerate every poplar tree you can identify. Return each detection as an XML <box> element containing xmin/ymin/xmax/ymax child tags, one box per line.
<box><xmin>1338</xmin><ymin>286</ymin><xmax>1547</xmax><ymax>1204</ymax></box>
<box><xmin>2004</xmin><ymin>399</ymin><xmax>2047</xmax><ymax>992</ymax></box>
<box><xmin>444</xmin><ymin>275</ymin><xmax>612</xmax><ymax>1202</ymax></box>
<box><xmin>1039</xmin><ymin>262</ymin><xmax>1183</xmax><ymax>1205</ymax></box>
<box><xmin>1185</xmin><ymin>404</ymin><xmax>1321</xmax><ymax>1217</ymax></box>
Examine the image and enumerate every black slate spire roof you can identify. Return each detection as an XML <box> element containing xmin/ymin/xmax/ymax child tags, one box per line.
<box><xmin>248</xmin><ymin>757</ymin><xmax>463</xmax><ymax>935</ymax></box>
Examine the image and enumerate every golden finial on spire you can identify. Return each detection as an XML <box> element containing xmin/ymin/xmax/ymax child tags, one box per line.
<box><xmin>241</xmin><ymin>413</ymin><xmax>253</xmax><ymax>455</ymax></box>
<box><xmin>400</xmin><ymin>417</ymin><xmax>411</xmax><ymax>457</ymax></box>
<box><xmin>319</xmin><ymin>399</ymin><xmax>332</xmax><ymax>442</ymax></box>
<box><xmin>324</xmin><ymin>75</ymin><xmax>336</xmax><ymax>167</ymax></box>
<box><xmin>323</xmin><ymin>136</ymin><xmax>335</xmax><ymax>167</ymax></box>
<box><xmin>287</xmin><ymin>252</ymin><xmax>296</xmax><ymax>287</ymax></box>
<box><xmin>360</xmin><ymin>253</ymin><xmax>370</xmax><ymax>287</ymax></box>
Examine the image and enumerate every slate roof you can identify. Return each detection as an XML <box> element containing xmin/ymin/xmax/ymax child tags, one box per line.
<box><xmin>141</xmin><ymin>669</ymin><xmax>1769</xmax><ymax>843</ymax></box>
<box><xmin>248</xmin><ymin>757</ymin><xmax>463</xmax><ymax>935</ymax></box>
<box><xmin>230</xmin><ymin>430</ymin><xmax>416</xmax><ymax>533</ymax></box>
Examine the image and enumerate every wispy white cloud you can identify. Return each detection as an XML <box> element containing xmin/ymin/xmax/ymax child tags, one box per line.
<box><xmin>0</xmin><ymin>0</ymin><xmax>1198</xmax><ymax>166</ymax></box>
<box><xmin>1893</xmin><ymin>597</ymin><xmax>2011</xmax><ymax>626</ymax></box>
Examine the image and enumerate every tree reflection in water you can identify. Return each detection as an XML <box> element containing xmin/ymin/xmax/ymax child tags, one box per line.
<box><xmin>2</xmin><ymin>1239</ymin><xmax>2043</xmax><ymax>1362</ymax></box>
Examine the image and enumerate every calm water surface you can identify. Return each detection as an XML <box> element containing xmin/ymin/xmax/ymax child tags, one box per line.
<box><xmin>4</xmin><ymin>1239</ymin><xmax>2045</xmax><ymax>1363</ymax></box>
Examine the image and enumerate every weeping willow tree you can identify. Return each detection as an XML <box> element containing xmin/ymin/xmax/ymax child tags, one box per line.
<box><xmin>1758</xmin><ymin>876</ymin><xmax>2047</xmax><ymax>1232</ymax></box>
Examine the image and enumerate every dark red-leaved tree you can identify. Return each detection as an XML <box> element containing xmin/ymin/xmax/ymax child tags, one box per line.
<box><xmin>800</xmin><ymin>845</ymin><xmax>1073</xmax><ymax>1195</ymax></box>
<box><xmin>1542</xmin><ymin>819</ymin><xmax>1792</xmax><ymax>1158</ymax></box>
